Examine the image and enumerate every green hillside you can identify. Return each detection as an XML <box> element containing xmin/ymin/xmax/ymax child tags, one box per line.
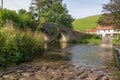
<box><xmin>72</xmin><ymin>15</ymin><xmax>101</xmax><ymax>32</ymax></box>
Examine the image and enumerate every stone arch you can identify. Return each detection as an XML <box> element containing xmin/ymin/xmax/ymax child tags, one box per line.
<box><xmin>59</xmin><ymin>32</ymin><xmax>70</xmax><ymax>42</ymax></box>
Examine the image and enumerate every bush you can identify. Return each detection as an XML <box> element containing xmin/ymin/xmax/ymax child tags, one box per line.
<box><xmin>0</xmin><ymin>9</ymin><xmax>38</xmax><ymax>30</ymax></box>
<box><xmin>0</xmin><ymin>9</ymin><xmax>22</xmax><ymax>28</ymax></box>
<box><xmin>0</xmin><ymin>22</ymin><xmax>44</xmax><ymax>65</ymax></box>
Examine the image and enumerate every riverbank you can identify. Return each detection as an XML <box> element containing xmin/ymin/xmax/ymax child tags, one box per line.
<box><xmin>0</xmin><ymin>60</ymin><xmax>119</xmax><ymax>80</ymax></box>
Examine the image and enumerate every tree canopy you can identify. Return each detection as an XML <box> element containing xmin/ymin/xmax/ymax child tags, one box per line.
<box><xmin>29</xmin><ymin>0</ymin><xmax>73</xmax><ymax>28</ymax></box>
<box><xmin>98</xmin><ymin>0</ymin><xmax>120</xmax><ymax>28</ymax></box>
<box><xmin>0</xmin><ymin>9</ymin><xmax>38</xmax><ymax>30</ymax></box>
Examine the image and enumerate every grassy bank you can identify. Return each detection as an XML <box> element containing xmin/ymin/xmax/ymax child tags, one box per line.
<box><xmin>0</xmin><ymin>23</ymin><xmax>44</xmax><ymax>66</ymax></box>
<box><xmin>72</xmin><ymin>15</ymin><xmax>100</xmax><ymax>32</ymax></box>
<box><xmin>74</xmin><ymin>34</ymin><xmax>102</xmax><ymax>44</ymax></box>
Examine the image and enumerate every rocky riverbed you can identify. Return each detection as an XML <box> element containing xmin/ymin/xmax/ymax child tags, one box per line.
<box><xmin>0</xmin><ymin>60</ymin><xmax>119</xmax><ymax>80</ymax></box>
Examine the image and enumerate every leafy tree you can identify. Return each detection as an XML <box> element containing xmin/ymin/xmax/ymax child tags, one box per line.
<box><xmin>98</xmin><ymin>0</ymin><xmax>120</xmax><ymax>28</ymax></box>
<box><xmin>97</xmin><ymin>13</ymin><xmax>115</xmax><ymax>26</ymax></box>
<box><xmin>18</xmin><ymin>9</ymin><xmax>38</xmax><ymax>30</ymax></box>
<box><xmin>0</xmin><ymin>9</ymin><xmax>22</xmax><ymax>27</ymax></box>
<box><xmin>0</xmin><ymin>9</ymin><xmax>38</xmax><ymax>30</ymax></box>
<box><xmin>29</xmin><ymin>0</ymin><xmax>73</xmax><ymax>28</ymax></box>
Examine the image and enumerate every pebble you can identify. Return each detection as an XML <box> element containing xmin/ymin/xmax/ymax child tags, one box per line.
<box><xmin>0</xmin><ymin>61</ymin><xmax>119</xmax><ymax>80</ymax></box>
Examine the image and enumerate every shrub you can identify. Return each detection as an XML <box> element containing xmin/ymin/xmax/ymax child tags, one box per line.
<box><xmin>0</xmin><ymin>22</ymin><xmax>44</xmax><ymax>65</ymax></box>
<box><xmin>0</xmin><ymin>9</ymin><xmax>22</xmax><ymax>28</ymax></box>
<box><xmin>0</xmin><ymin>9</ymin><xmax>38</xmax><ymax>30</ymax></box>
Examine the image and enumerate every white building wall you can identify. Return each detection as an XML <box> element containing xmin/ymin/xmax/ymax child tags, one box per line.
<box><xmin>96</xmin><ymin>29</ymin><xmax>116</xmax><ymax>37</ymax></box>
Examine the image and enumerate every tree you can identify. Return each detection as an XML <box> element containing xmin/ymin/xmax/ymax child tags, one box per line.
<box><xmin>98</xmin><ymin>0</ymin><xmax>120</xmax><ymax>27</ymax></box>
<box><xmin>97</xmin><ymin>13</ymin><xmax>115</xmax><ymax>26</ymax></box>
<box><xmin>0</xmin><ymin>9</ymin><xmax>22</xmax><ymax>27</ymax></box>
<box><xmin>18</xmin><ymin>9</ymin><xmax>38</xmax><ymax>30</ymax></box>
<box><xmin>29</xmin><ymin>0</ymin><xmax>73</xmax><ymax>28</ymax></box>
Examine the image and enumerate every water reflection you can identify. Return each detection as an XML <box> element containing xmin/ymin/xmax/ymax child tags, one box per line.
<box><xmin>44</xmin><ymin>43</ymin><xmax>116</xmax><ymax>67</ymax></box>
<box><xmin>69</xmin><ymin>44</ymin><xmax>116</xmax><ymax>67</ymax></box>
<box><xmin>100</xmin><ymin>43</ymin><xmax>113</xmax><ymax>48</ymax></box>
<box><xmin>44</xmin><ymin>42</ymin><xmax>71</xmax><ymax>50</ymax></box>
<box><xmin>60</xmin><ymin>42</ymin><xmax>70</xmax><ymax>49</ymax></box>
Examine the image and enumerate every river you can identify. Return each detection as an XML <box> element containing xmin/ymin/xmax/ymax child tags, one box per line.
<box><xmin>0</xmin><ymin>43</ymin><xmax>119</xmax><ymax>80</ymax></box>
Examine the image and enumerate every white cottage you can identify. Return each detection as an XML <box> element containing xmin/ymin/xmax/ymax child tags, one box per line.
<box><xmin>96</xmin><ymin>26</ymin><xmax>119</xmax><ymax>37</ymax></box>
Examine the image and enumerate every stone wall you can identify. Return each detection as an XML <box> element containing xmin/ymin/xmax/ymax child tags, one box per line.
<box><xmin>113</xmin><ymin>46</ymin><xmax>120</xmax><ymax>70</ymax></box>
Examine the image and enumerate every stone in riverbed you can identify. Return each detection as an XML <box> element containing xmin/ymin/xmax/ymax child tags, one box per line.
<box><xmin>16</xmin><ymin>69</ymin><xmax>24</xmax><ymax>73</ymax></box>
<box><xmin>22</xmin><ymin>72</ymin><xmax>35</xmax><ymax>77</ymax></box>
<box><xmin>4</xmin><ymin>70</ymin><xmax>14</xmax><ymax>75</ymax></box>
<box><xmin>79</xmin><ymin>73</ymin><xmax>88</xmax><ymax>79</ymax></box>
<box><xmin>75</xmin><ymin>70</ymin><xmax>84</xmax><ymax>76</ymax></box>
<box><xmin>102</xmin><ymin>76</ymin><xmax>110</xmax><ymax>80</ymax></box>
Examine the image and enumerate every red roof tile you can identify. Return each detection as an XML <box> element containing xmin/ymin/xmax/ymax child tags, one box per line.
<box><xmin>96</xmin><ymin>26</ymin><xmax>115</xmax><ymax>30</ymax></box>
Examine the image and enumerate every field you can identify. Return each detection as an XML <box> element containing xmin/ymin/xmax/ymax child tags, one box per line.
<box><xmin>72</xmin><ymin>15</ymin><xmax>101</xmax><ymax>32</ymax></box>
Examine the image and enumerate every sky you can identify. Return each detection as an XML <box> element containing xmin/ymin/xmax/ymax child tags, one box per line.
<box><xmin>1</xmin><ymin>0</ymin><xmax>110</xmax><ymax>19</ymax></box>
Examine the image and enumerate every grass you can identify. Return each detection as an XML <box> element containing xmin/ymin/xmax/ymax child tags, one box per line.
<box><xmin>74</xmin><ymin>34</ymin><xmax>102</xmax><ymax>44</ymax></box>
<box><xmin>72</xmin><ymin>15</ymin><xmax>101</xmax><ymax>32</ymax></box>
<box><xmin>86</xmin><ymin>38</ymin><xmax>102</xmax><ymax>44</ymax></box>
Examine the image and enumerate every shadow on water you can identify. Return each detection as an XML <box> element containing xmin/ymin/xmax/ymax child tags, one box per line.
<box><xmin>44</xmin><ymin>42</ymin><xmax>73</xmax><ymax>51</ymax></box>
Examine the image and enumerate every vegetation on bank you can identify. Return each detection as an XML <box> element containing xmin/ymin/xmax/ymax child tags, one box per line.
<box><xmin>0</xmin><ymin>22</ymin><xmax>44</xmax><ymax>66</ymax></box>
<box><xmin>72</xmin><ymin>15</ymin><xmax>101</xmax><ymax>32</ymax></box>
<box><xmin>112</xmin><ymin>34</ymin><xmax>120</xmax><ymax>45</ymax></box>
<box><xmin>74</xmin><ymin>34</ymin><xmax>102</xmax><ymax>44</ymax></box>
<box><xmin>0</xmin><ymin>9</ymin><xmax>38</xmax><ymax>30</ymax></box>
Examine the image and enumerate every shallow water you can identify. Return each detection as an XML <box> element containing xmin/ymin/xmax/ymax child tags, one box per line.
<box><xmin>45</xmin><ymin>43</ymin><xmax>116</xmax><ymax>67</ymax></box>
<box><xmin>68</xmin><ymin>43</ymin><xmax>116</xmax><ymax>67</ymax></box>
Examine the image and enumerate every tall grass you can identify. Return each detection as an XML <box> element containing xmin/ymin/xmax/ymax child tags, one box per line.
<box><xmin>0</xmin><ymin>22</ymin><xmax>44</xmax><ymax>65</ymax></box>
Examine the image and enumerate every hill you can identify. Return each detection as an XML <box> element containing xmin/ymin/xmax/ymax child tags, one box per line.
<box><xmin>72</xmin><ymin>15</ymin><xmax>101</xmax><ymax>32</ymax></box>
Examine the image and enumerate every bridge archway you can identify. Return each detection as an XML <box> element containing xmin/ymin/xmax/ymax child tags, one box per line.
<box><xmin>59</xmin><ymin>32</ymin><xmax>70</xmax><ymax>42</ymax></box>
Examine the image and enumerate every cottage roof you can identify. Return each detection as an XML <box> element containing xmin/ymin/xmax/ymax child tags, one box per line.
<box><xmin>86</xmin><ymin>29</ymin><xmax>96</xmax><ymax>33</ymax></box>
<box><xmin>96</xmin><ymin>26</ymin><xmax>115</xmax><ymax>30</ymax></box>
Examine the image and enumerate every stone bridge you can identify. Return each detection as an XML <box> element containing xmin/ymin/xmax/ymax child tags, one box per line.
<box><xmin>40</xmin><ymin>23</ymin><xmax>76</xmax><ymax>42</ymax></box>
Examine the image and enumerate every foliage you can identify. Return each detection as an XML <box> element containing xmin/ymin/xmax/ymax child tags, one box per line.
<box><xmin>0</xmin><ymin>9</ymin><xmax>22</xmax><ymax>28</ymax></box>
<box><xmin>74</xmin><ymin>34</ymin><xmax>101</xmax><ymax>44</ymax></box>
<box><xmin>100</xmin><ymin>0</ymin><xmax>120</xmax><ymax>28</ymax></box>
<box><xmin>29</xmin><ymin>0</ymin><xmax>73</xmax><ymax>28</ymax></box>
<box><xmin>86</xmin><ymin>38</ymin><xmax>101</xmax><ymax>45</ymax></box>
<box><xmin>72</xmin><ymin>15</ymin><xmax>100</xmax><ymax>32</ymax></box>
<box><xmin>112</xmin><ymin>34</ymin><xmax>120</xmax><ymax>44</ymax></box>
<box><xmin>0</xmin><ymin>9</ymin><xmax>38</xmax><ymax>30</ymax></box>
<box><xmin>97</xmin><ymin>13</ymin><xmax>115</xmax><ymax>26</ymax></box>
<box><xmin>0</xmin><ymin>22</ymin><xmax>44</xmax><ymax>65</ymax></box>
<box><xmin>18</xmin><ymin>9</ymin><xmax>38</xmax><ymax>30</ymax></box>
